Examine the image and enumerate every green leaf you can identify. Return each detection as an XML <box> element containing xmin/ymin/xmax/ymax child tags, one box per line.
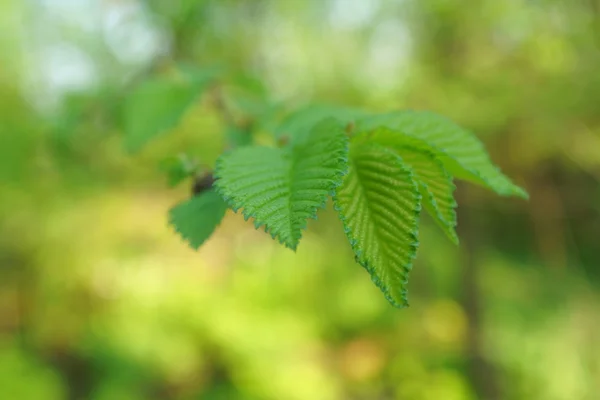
<box><xmin>124</xmin><ymin>73</ymin><xmax>213</xmax><ymax>153</ymax></box>
<box><xmin>177</xmin><ymin>63</ymin><xmax>223</xmax><ymax>86</ymax></box>
<box><xmin>354</xmin><ymin>129</ymin><xmax>458</xmax><ymax>244</ymax></box>
<box><xmin>159</xmin><ymin>153</ymin><xmax>200</xmax><ymax>187</ymax></box>
<box><xmin>225</xmin><ymin>125</ymin><xmax>253</xmax><ymax>147</ymax></box>
<box><xmin>397</xmin><ymin>149</ymin><xmax>458</xmax><ymax>244</ymax></box>
<box><xmin>334</xmin><ymin>144</ymin><xmax>422</xmax><ymax>308</ymax></box>
<box><xmin>355</xmin><ymin>111</ymin><xmax>528</xmax><ymax>198</ymax></box>
<box><xmin>169</xmin><ymin>190</ymin><xmax>228</xmax><ymax>249</ymax></box>
<box><xmin>215</xmin><ymin>118</ymin><xmax>349</xmax><ymax>250</ymax></box>
<box><xmin>275</xmin><ymin>103</ymin><xmax>368</xmax><ymax>143</ymax></box>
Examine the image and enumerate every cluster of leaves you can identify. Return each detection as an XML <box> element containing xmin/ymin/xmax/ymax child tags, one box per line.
<box><xmin>124</xmin><ymin>67</ymin><xmax>527</xmax><ymax>308</ymax></box>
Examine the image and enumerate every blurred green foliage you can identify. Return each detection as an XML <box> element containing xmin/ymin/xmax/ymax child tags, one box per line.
<box><xmin>1</xmin><ymin>0</ymin><xmax>599</xmax><ymax>399</ymax></box>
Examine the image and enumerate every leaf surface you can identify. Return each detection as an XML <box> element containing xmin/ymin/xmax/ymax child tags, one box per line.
<box><xmin>356</xmin><ymin>111</ymin><xmax>527</xmax><ymax>198</ymax></box>
<box><xmin>334</xmin><ymin>144</ymin><xmax>421</xmax><ymax>308</ymax></box>
<box><xmin>215</xmin><ymin>119</ymin><xmax>348</xmax><ymax>250</ymax></box>
<box><xmin>124</xmin><ymin>71</ymin><xmax>214</xmax><ymax>153</ymax></box>
<box><xmin>275</xmin><ymin>103</ymin><xmax>368</xmax><ymax>143</ymax></box>
<box><xmin>159</xmin><ymin>153</ymin><xmax>200</xmax><ymax>187</ymax></box>
<box><xmin>354</xmin><ymin>129</ymin><xmax>458</xmax><ymax>243</ymax></box>
<box><xmin>397</xmin><ymin>149</ymin><xmax>458</xmax><ymax>244</ymax></box>
<box><xmin>170</xmin><ymin>190</ymin><xmax>228</xmax><ymax>249</ymax></box>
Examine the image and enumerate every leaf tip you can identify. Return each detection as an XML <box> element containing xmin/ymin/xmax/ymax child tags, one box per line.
<box><xmin>450</xmin><ymin>234</ymin><xmax>460</xmax><ymax>246</ymax></box>
<box><xmin>516</xmin><ymin>187</ymin><xmax>529</xmax><ymax>200</ymax></box>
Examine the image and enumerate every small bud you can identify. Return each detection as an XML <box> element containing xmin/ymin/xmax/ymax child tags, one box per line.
<box><xmin>192</xmin><ymin>173</ymin><xmax>215</xmax><ymax>196</ymax></box>
<box><xmin>345</xmin><ymin>122</ymin><xmax>355</xmax><ymax>136</ymax></box>
<box><xmin>277</xmin><ymin>135</ymin><xmax>290</xmax><ymax>147</ymax></box>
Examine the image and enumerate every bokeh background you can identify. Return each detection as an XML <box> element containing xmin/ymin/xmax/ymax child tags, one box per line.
<box><xmin>2</xmin><ymin>0</ymin><xmax>600</xmax><ymax>399</ymax></box>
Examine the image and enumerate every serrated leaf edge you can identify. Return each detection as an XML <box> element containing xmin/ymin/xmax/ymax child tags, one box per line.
<box><xmin>333</xmin><ymin>145</ymin><xmax>422</xmax><ymax>308</ymax></box>
<box><xmin>356</xmin><ymin>112</ymin><xmax>528</xmax><ymax>199</ymax></box>
<box><xmin>168</xmin><ymin>191</ymin><xmax>228</xmax><ymax>250</ymax></box>
<box><xmin>214</xmin><ymin>130</ymin><xmax>349</xmax><ymax>251</ymax></box>
<box><xmin>390</xmin><ymin>147</ymin><xmax>459</xmax><ymax>245</ymax></box>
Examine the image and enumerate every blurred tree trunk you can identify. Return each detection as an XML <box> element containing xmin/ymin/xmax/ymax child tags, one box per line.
<box><xmin>457</xmin><ymin>185</ymin><xmax>501</xmax><ymax>400</ymax></box>
<box><xmin>414</xmin><ymin>3</ymin><xmax>503</xmax><ymax>397</ymax></box>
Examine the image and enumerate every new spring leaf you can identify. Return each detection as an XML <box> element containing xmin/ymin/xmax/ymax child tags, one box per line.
<box><xmin>356</xmin><ymin>111</ymin><xmax>527</xmax><ymax>198</ymax></box>
<box><xmin>334</xmin><ymin>144</ymin><xmax>422</xmax><ymax>308</ymax></box>
<box><xmin>124</xmin><ymin>69</ymin><xmax>216</xmax><ymax>153</ymax></box>
<box><xmin>170</xmin><ymin>190</ymin><xmax>229</xmax><ymax>249</ymax></box>
<box><xmin>215</xmin><ymin>118</ymin><xmax>349</xmax><ymax>250</ymax></box>
<box><xmin>354</xmin><ymin>128</ymin><xmax>458</xmax><ymax>244</ymax></box>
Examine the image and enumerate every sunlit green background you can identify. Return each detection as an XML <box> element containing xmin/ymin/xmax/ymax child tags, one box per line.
<box><xmin>2</xmin><ymin>1</ymin><xmax>600</xmax><ymax>399</ymax></box>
